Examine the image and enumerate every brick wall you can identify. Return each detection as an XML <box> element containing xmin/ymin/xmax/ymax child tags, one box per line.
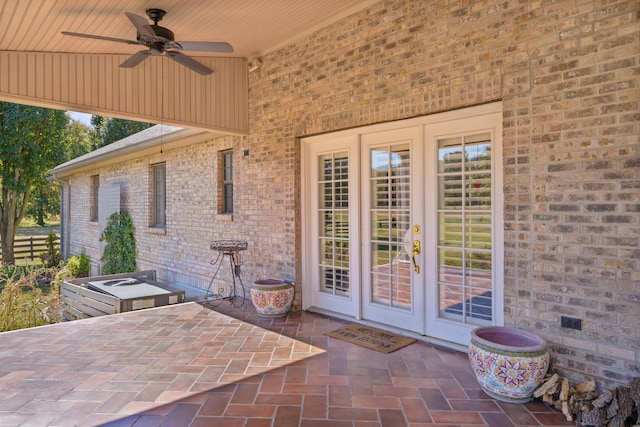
<box><xmin>65</xmin><ymin>0</ymin><xmax>638</xmax><ymax>388</ymax></box>
<box><xmin>68</xmin><ymin>175</ymin><xmax>100</xmax><ymax>268</ymax></box>
<box><xmin>245</xmin><ymin>0</ymin><xmax>638</xmax><ymax>387</ymax></box>
<box><xmin>67</xmin><ymin>136</ymin><xmax>256</xmax><ymax>291</ymax></box>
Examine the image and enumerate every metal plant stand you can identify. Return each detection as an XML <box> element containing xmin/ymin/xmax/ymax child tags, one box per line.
<box><xmin>206</xmin><ymin>240</ymin><xmax>248</xmax><ymax>307</ymax></box>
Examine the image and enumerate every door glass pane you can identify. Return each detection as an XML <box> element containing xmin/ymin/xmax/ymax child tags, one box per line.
<box><xmin>440</xmin><ymin>283</ymin><xmax>464</xmax><ymax>319</ymax></box>
<box><xmin>437</xmin><ymin>134</ymin><xmax>493</xmax><ymax>325</ymax></box>
<box><xmin>464</xmin><ymin>135</ymin><xmax>491</xmax><ymax>172</ymax></box>
<box><xmin>318</xmin><ymin>152</ymin><xmax>350</xmax><ymax>296</ymax></box>
<box><xmin>438</xmin><ymin>175</ymin><xmax>463</xmax><ymax>209</ymax></box>
<box><xmin>319</xmin><ymin>238</ymin><xmax>333</xmax><ymax>264</ymax></box>
<box><xmin>466</xmin><ymin>251</ymin><xmax>492</xmax><ymax>289</ymax></box>
<box><xmin>369</xmin><ymin>144</ymin><xmax>411</xmax><ymax>310</ymax></box>
<box><xmin>466</xmin><ymin>174</ymin><xmax>491</xmax><ymax>209</ymax></box>
<box><xmin>321</xmin><ymin>182</ymin><xmax>333</xmax><ymax>208</ymax></box>
<box><xmin>465</xmin><ymin>213</ymin><xmax>492</xmax><ymax>249</ymax></box>
<box><xmin>438</xmin><ymin>137</ymin><xmax>463</xmax><ymax>173</ymax></box>
<box><xmin>320</xmin><ymin>211</ymin><xmax>335</xmax><ymax>237</ymax></box>
<box><xmin>438</xmin><ymin>248</ymin><xmax>463</xmax><ymax>285</ymax></box>
<box><xmin>439</xmin><ymin>212</ymin><xmax>462</xmax><ymax>246</ymax></box>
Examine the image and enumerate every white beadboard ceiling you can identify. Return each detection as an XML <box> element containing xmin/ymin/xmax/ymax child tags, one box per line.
<box><xmin>0</xmin><ymin>0</ymin><xmax>379</xmax><ymax>59</ymax></box>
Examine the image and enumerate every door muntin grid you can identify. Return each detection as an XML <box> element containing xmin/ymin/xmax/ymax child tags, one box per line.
<box><xmin>318</xmin><ymin>152</ymin><xmax>350</xmax><ymax>296</ymax></box>
<box><xmin>437</xmin><ymin>133</ymin><xmax>493</xmax><ymax>325</ymax></box>
<box><xmin>369</xmin><ymin>144</ymin><xmax>412</xmax><ymax>310</ymax></box>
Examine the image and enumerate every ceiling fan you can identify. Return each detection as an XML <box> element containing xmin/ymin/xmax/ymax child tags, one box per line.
<box><xmin>62</xmin><ymin>8</ymin><xmax>233</xmax><ymax>75</ymax></box>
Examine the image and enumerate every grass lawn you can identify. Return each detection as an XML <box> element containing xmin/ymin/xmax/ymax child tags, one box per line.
<box><xmin>16</xmin><ymin>218</ymin><xmax>60</xmax><ymax>237</ymax></box>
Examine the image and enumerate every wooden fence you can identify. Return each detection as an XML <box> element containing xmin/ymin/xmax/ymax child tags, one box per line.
<box><xmin>0</xmin><ymin>235</ymin><xmax>57</xmax><ymax>263</ymax></box>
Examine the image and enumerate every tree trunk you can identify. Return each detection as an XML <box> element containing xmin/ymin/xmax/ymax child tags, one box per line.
<box><xmin>0</xmin><ymin>223</ymin><xmax>16</xmax><ymax>265</ymax></box>
<box><xmin>36</xmin><ymin>205</ymin><xmax>45</xmax><ymax>226</ymax></box>
<box><xmin>0</xmin><ymin>186</ymin><xmax>30</xmax><ymax>265</ymax></box>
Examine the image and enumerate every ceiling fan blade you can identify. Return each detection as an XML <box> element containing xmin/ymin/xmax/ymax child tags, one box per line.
<box><xmin>61</xmin><ymin>31</ymin><xmax>139</xmax><ymax>45</ymax></box>
<box><xmin>124</xmin><ymin>12</ymin><xmax>155</xmax><ymax>38</ymax></box>
<box><xmin>120</xmin><ymin>50</ymin><xmax>152</xmax><ymax>68</ymax></box>
<box><xmin>166</xmin><ymin>51</ymin><xmax>213</xmax><ymax>75</ymax></box>
<box><xmin>177</xmin><ymin>41</ymin><xmax>233</xmax><ymax>53</ymax></box>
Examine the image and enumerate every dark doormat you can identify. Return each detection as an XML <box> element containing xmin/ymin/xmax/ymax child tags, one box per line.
<box><xmin>324</xmin><ymin>323</ymin><xmax>416</xmax><ymax>353</ymax></box>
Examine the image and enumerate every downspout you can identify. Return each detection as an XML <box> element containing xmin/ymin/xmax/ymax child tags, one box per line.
<box><xmin>48</xmin><ymin>175</ymin><xmax>70</xmax><ymax>260</ymax></box>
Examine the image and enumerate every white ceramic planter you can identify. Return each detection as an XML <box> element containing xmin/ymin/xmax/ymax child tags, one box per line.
<box><xmin>468</xmin><ymin>326</ymin><xmax>550</xmax><ymax>403</ymax></box>
<box><xmin>250</xmin><ymin>279</ymin><xmax>294</xmax><ymax>318</ymax></box>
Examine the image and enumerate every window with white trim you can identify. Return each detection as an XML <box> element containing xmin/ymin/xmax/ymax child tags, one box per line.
<box><xmin>90</xmin><ymin>175</ymin><xmax>99</xmax><ymax>222</ymax></box>
<box><xmin>151</xmin><ymin>163</ymin><xmax>166</xmax><ymax>228</ymax></box>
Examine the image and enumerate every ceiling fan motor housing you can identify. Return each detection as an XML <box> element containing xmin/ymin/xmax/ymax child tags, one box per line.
<box><xmin>137</xmin><ymin>8</ymin><xmax>180</xmax><ymax>50</ymax></box>
<box><xmin>137</xmin><ymin>25</ymin><xmax>182</xmax><ymax>51</ymax></box>
<box><xmin>149</xmin><ymin>25</ymin><xmax>174</xmax><ymax>41</ymax></box>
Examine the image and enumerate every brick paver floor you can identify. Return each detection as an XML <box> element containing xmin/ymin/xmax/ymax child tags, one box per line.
<box><xmin>0</xmin><ymin>301</ymin><xmax>573</xmax><ymax>426</ymax></box>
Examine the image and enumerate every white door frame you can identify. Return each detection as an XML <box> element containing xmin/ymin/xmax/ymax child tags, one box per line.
<box><xmin>301</xmin><ymin>102</ymin><xmax>503</xmax><ymax>347</ymax></box>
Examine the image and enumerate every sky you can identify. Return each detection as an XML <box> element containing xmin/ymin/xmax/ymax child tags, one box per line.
<box><xmin>68</xmin><ymin>111</ymin><xmax>93</xmax><ymax>127</ymax></box>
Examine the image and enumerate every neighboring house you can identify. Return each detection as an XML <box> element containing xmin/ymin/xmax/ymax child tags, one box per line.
<box><xmin>49</xmin><ymin>0</ymin><xmax>638</xmax><ymax>391</ymax></box>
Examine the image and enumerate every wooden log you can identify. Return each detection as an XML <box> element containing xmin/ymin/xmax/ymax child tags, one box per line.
<box><xmin>607</xmin><ymin>392</ymin><xmax>620</xmax><ymax>423</ymax></box>
<box><xmin>559</xmin><ymin>377</ymin><xmax>570</xmax><ymax>401</ymax></box>
<box><xmin>592</xmin><ymin>390</ymin><xmax>612</xmax><ymax>409</ymax></box>
<box><xmin>561</xmin><ymin>400</ymin><xmax>573</xmax><ymax>422</ymax></box>
<box><xmin>575</xmin><ymin>380</ymin><xmax>596</xmax><ymax>393</ymax></box>
<box><xmin>553</xmin><ymin>398</ymin><xmax>563</xmax><ymax>411</ymax></box>
<box><xmin>541</xmin><ymin>375</ymin><xmax>639</xmax><ymax>426</ymax></box>
<box><xmin>609</xmin><ymin>378</ymin><xmax>640</xmax><ymax>427</ymax></box>
<box><xmin>576</xmin><ymin>408</ymin><xmax>606</xmax><ymax>426</ymax></box>
<box><xmin>570</xmin><ymin>391</ymin><xmax>598</xmax><ymax>411</ymax></box>
<box><xmin>534</xmin><ymin>373</ymin><xmax>559</xmax><ymax>398</ymax></box>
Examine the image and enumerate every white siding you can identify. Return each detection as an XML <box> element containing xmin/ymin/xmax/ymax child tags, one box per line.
<box><xmin>0</xmin><ymin>52</ymin><xmax>248</xmax><ymax>134</ymax></box>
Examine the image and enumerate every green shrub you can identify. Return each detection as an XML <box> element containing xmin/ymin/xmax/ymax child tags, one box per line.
<box><xmin>67</xmin><ymin>253</ymin><xmax>90</xmax><ymax>277</ymax></box>
<box><xmin>100</xmin><ymin>211</ymin><xmax>137</xmax><ymax>274</ymax></box>
<box><xmin>0</xmin><ymin>268</ymin><xmax>62</xmax><ymax>332</ymax></box>
<box><xmin>40</xmin><ymin>233</ymin><xmax>62</xmax><ymax>268</ymax></box>
<box><xmin>52</xmin><ymin>253</ymin><xmax>91</xmax><ymax>287</ymax></box>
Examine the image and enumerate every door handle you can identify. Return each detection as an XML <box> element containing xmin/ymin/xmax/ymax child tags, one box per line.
<box><xmin>411</xmin><ymin>240</ymin><xmax>421</xmax><ymax>274</ymax></box>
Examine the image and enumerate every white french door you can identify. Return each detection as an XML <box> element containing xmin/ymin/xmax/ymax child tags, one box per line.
<box><xmin>302</xmin><ymin>136</ymin><xmax>360</xmax><ymax>317</ymax></box>
<box><xmin>302</xmin><ymin>103</ymin><xmax>503</xmax><ymax>347</ymax></box>
<box><xmin>361</xmin><ymin>126</ymin><xmax>425</xmax><ymax>333</ymax></box>
<box><xmin>424</xmin><ymin>113</ymin><xmax>504</xmax><ymax>344</ymax></box>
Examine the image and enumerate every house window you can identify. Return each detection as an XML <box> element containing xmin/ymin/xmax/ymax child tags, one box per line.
<box><xmin>90</xmin><ymin>175</ymin><xmax>99</xmax><ymax>222</ymax></box>
<box><xmin>151</xmin><ymin>163</ymin><xmax>166</xmax><ymax>227</ymax></box>
<box><xmin>220</xmin><ymin>150</ymin><xmax>233</xmax><ymax>214</ymax></box>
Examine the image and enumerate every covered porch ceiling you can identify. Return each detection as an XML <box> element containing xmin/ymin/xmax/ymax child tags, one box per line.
<box><xmin>0</xmin><ymin>0</ymin><xmax>379</xmax><ymax>134</ymax></box>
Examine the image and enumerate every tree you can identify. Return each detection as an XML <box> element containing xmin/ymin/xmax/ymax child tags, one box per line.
<box><xmin>25</xmin><ymin>120</ymin><xmax>93</xmax><ymax>225</ymax></box>
<box><xmin>0</xmin><ymin>102</ymin><xmax>68</xmax><ymax>264</ymax></box>
<box><xmin>25</xmin><ymin>177</ymin><xmax>59</xmax><ymax>227</ymax></box>
<box><xmin>90</xmin><ymin>116</ymin><xmax>153</xmax><ymax>149</ymax></box>
<box><xmin>63</xmin><ymin>120</ymin><xmax>93</xmax><ymax>160</ymax></box>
